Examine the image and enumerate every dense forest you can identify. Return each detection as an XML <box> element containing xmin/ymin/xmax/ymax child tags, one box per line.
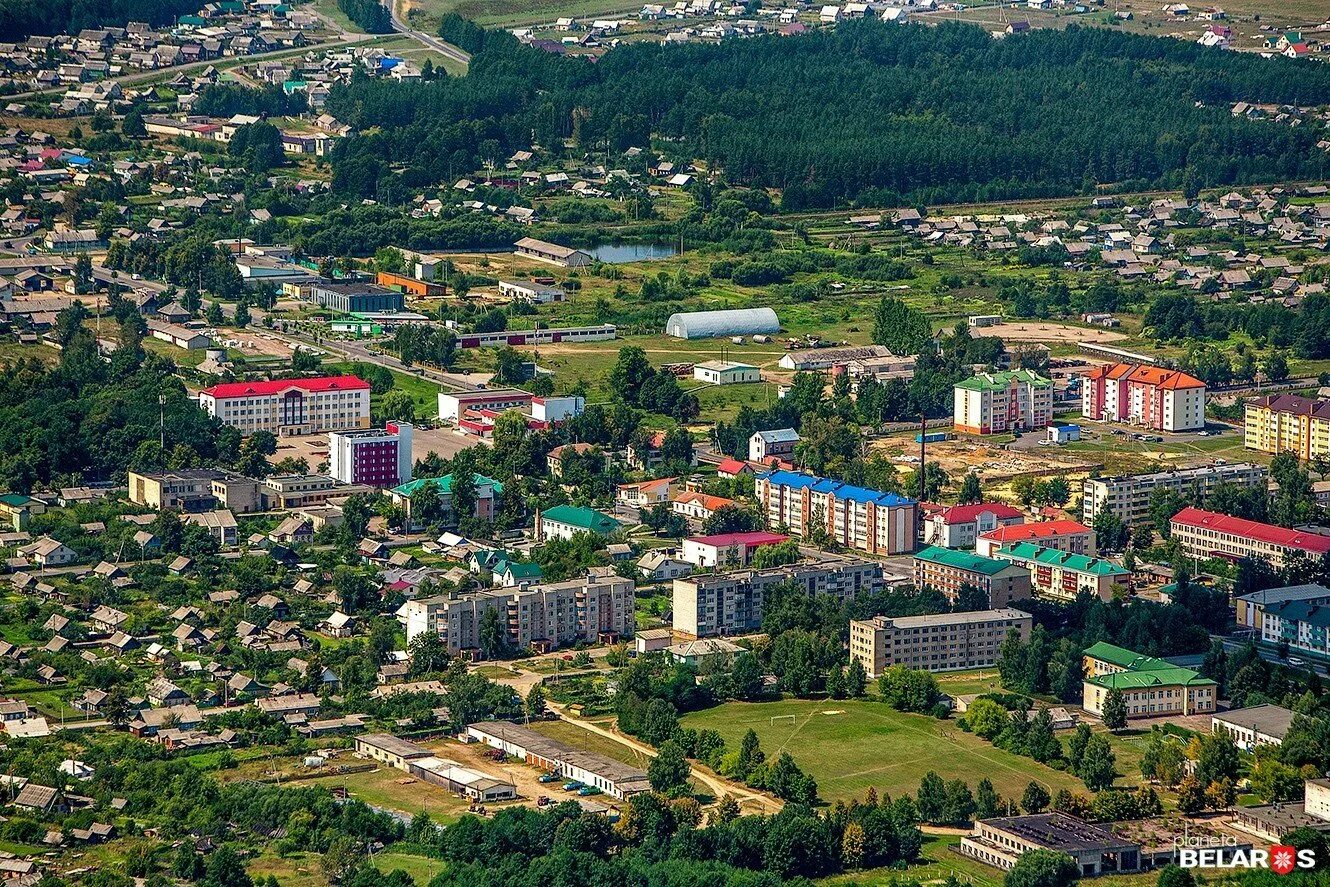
<box><xmin>0</xmin><ymin>0</ymin><xmax>200</xmax><ymax>41</ymax></box>
<box><xmin>337</xmin><ymin>0</ymin><xmax>393</xmax><ymax>33</ymax></box>
<box><xmin>325</xmin><ymin>18</ymin><xmax>1330</xmax><ymax>208</ymax></box>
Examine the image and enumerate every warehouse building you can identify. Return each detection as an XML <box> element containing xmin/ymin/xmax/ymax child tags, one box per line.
<box><xmin>309</xmin><ymin>282</ymin><xmax>406</xmax><ymax>314</ymax></box>
<box><xmin>513</xmin><ymin>237</ymin><xmax>590</xmax><ymax>267</ymax></box>
<box><xmin>354</xmin><ymin>734</ymin><xmax>515</xmax><ymax>802</ymax></box>
<box><xmin>468</xmin><ymin>720</ymin><xmax>649</xmax><ymax>799</ymax></box>
<box><xmin>961</xmin><ymin>813</ymin><xmax>1142</xmax><ymax>876</ymax></box>
<box><xmin>665</xmin><ymin>307</ymin><xmax>780</xmax><ymax>340</ymax></box>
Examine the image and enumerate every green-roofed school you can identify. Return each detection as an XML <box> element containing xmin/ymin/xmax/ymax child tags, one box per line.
<box><xmin>1082</xmin><ymin>642</ymin><xmax>1217</xmax><ymax>719</ymax></box>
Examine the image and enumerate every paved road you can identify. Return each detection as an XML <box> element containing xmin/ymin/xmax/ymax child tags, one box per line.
<box><xmin>387</xmin><ymin>0</ymin><xmax>472</xmax><ymax>66</ymax></box>
<box><xmin>1214</xmin><ymin>634</ymin><xmax>1329</xmax><ymax>678</ymax></box>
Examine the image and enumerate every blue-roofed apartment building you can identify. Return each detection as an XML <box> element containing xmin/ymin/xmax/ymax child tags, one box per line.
<box><xmin>755</xmin><ymin>469</ymin><xmax>917</xmax><ymax>555</ymax></box>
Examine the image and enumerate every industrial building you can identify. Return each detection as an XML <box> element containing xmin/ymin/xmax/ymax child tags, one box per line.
<box><xmin>452</xmin><ymin>324</ymin><xmax>616</xmax><ymax>349</ymax></box>
<box><xmin>468</xmin><ymin>720</ymin><xmax>649</xmax><ymax>799</ymax></box>
<box><xmin>498</xmin><ymin>280</ymin><xmax>566</xmax><ymax>303</ymax></box>
<box><xmin>513</xmin><ymin>237</ymin><xmax>591</xmax><ymax>267</ymax></box>
<box><xmin>748</xmin><ymin>428</ymin><xmax>799</xmax><ymax>463</ymax></box>
<box><xmin>693</xmin><ymin>360</ymin><xmax>760</xmax><ymax>384</ymax></box>
<box><xmin>309</xmin><ymin>282</ymin><xmax>406</xmax><ymax>314</ymax></box>
<box><xmin>849</xmin><ymin>608</ymin><xmax>1032</xmax><ymax>678</ymax></box>
<box><xmin>1080</xmin><ymin>462</ymin><xmax>1267</xmax><ymax>526</ymax></box>
<box><xmin>665</xmin><ymin>307</ymin><xmax>780</xmax><ymax>340</ymax></box>
<box><xmin>672</xmin><ymin>556</ymin><xmax>887</xmax><ymax>637</ymax></box>
<box><xmin>755</xmin><ymin>469</ymin><xmax>916</xmax><ymax>556</ymax></box>
<box><xmin>353</xmin><ymin>734</ymin><xmax>516</xmax><ymax>802</ymax></box>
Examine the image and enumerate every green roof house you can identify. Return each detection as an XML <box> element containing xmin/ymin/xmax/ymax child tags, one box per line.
<box><xmin>390</xmin><ymin>474</ymin><xmax>503</xmax><ymax>527</ymax></box>
<box><xmin>994</xmin><ymin>542</ymin><xmax>1131</xmax><ymax>602</ymax></box>
<box><xmin>954</xmin><ymin>369</ymin><xmax>1053</xmax><ymax>435</ymax></box>
<box><xmin>537</xmin><ymin>504</ymin><xmax>622</xmax><ymax>542</ymax></box>
<box><xmin>1082</xmin><ymin>641</ymin><xmax>1216</xmax><ymax>720</ymax></box>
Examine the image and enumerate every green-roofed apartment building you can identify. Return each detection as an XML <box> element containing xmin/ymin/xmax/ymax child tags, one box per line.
<box><xmin>537</xmin><ymin>504</ymin><xmax>622</xmax><ymax>542</ymax></box>
<box><xmin>1082</xmin><ymin>641</ymin><xmax>1216</xmax><ymax>720</ymax></box>
<box><xmin>953</xmin><ymin>369</ymin><xmax>1053</xmax><ymax>435</ymax></box>
<box><xmin>390</xmin><ymin>474</ymin><xmax>504</xmax><ymax>527</ymax></box>
<box><xmin>912</xmin><ymin>545</ymin><xmax>1032</xmax><ymax>607</ymax></box>
<box><xmin>994</xmin><ymin>542</ymin><xmax>1132</xmax><ymax>602</ymax></box>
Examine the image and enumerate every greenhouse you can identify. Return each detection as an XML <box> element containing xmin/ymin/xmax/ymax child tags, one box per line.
<box><xmin>665</xmin><ymin>307</ymin><xmax>781</xmax><ymax>340</ymax></box>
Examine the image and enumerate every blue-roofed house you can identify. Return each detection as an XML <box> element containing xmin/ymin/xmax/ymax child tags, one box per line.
<box><xmin>756</xmin><ymin>469</ymin><xmax>917</xmax><ymax>555</ymax></box>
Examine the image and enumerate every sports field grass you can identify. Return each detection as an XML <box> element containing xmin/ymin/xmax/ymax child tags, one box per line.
<box><xmin>679</xmin><ymin>698</ymin><xmax>1086</xmax><ymax>804</ymax></box>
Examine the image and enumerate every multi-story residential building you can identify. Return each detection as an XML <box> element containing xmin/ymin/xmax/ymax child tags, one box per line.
<box><xmin>1169</xmin><ymin>506</ymin><xmax>1330</xmax><ymax>569</ymax></box>
<box><xmin>198</xmin><ymin>376</ymin><xmax>371</xmax><ymax>436</ymax></box>
<box><xmin>912</xmin><ymin>545</ymin><xmax>1032</xmax><ymax>607</ymax></box>
<box><xmin>309</xmin><ymin>281</ymin><xmax>406</xmax><ymax>314</ymax></box>
<box><xmin>993</xmin><ymin>542</ymin><xmax>1131</xmax><ymax>601</ymax></box>
<box><xmin>1082</xmin><ymin>641</ymin><xmax>1216</xmax><ymax>719</ymax></box>
<box><xmin>1257</xmin><ymin>596</ymin><xmax>1330</xmax><ymax>663</ymax></box>
<box><xmin>1081</xmin><ymin>363</ymin><xmax>1206</xmax><ymax>432</ymax></box>
<box><xmin>952</xmin><ymin>369</ymin><xmax>1053</xmax><ymax>435</ymax></box>
<box><xmin>976</xmin><ymin>519</ymin><xmax>1096</xmax><ymax>558</ymax></box>
<box><xmin>128</xmin><ymin>469</ymin><xmax>263</xmax><ymax>513</ymax></box>
<box><xmin>755</xmin><ymin>469</ymin><xmax>916</xmax><ymax>555</ymax></box>
<box><xmin>1244</xmin><ymin>393</ymin><xmax>1330</xmax><ymax>459</ymax></box>
<box><xmin>390</xmin><ymin>474</ymin><xmax>503</xmax><ymax>527</ymax></box>
<box><xmin>672</xmin><ymin>556</ymin><xmax>885</xmax><ymax>637</ymax></box>
<box><xmin>922</xmin><ymin>502</ymin><xmax>1025</xmax><ymax>549</ymax></box>
<box><xmin>1235</xmin><ymin>583</ymin><xmax>1330</xmax><ymax>631</ymax></box>
<box><xmin>328</xmin><ymin>422</ymin><xmax>413</xmax><ymax>488</ymax></box>
<box><xmin>1080</xmin><ymin>462</ymin><xmax>1268</xmax><ymax>526</ymax></box>
<box><xmin>849</xmin><ymin>608</ymin><xmax>1032</xmax><ymax>678</ymax></box>
<box><xmin>399</xmin><ymin>569</ymin><xmax>633</xmax><ymax>654</ymax></box>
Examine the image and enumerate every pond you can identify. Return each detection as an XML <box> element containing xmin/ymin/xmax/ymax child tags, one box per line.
<box><xmin>587</xmin><ymin>242</ymin><xmax>678</xmax><ymax>263</ymax></box>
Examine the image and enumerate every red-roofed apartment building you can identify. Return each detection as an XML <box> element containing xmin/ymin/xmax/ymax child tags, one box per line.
<box><xmin>199</xmin><ymin>376</ymin><xmax>371</xmax><ymax>436</ymax></box>
<box><xmin>977</xmin><ymin>519</ymin><xmax>1096</xmax><ymax>558</ymax></box>
<box><xmin>1170</xmin><ymin>506</ymin><xmax>1330</xmax><ymax>569</ymax></box>
<box><xmin>1081</xmin><ymin>363</ymin><xmax>1206</xmax><ymax>432</ymax></box>
<box><xmin>922</xmin><ymin>503</ymin><xmax>1025</xmax><ymax>549</ymax></box>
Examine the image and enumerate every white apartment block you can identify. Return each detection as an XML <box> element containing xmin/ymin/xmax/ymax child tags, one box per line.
<box><xmin>849</xmin><ymin>608</ymin><xmax>1032</xmax><ymax>679</ymax></box>
<box><xmin>1080</xmin><ymin>462</ymin><xmax>1267</xmax><ymax>526</ymax></box>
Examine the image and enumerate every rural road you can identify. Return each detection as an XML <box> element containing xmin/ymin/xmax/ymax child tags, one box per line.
<box><xmin>388</xmin><ymin>0</ymin><xmax>472</xmax><ymax>66</ymax></box>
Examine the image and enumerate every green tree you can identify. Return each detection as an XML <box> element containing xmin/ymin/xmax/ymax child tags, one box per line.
<box><xmin>958</xmin><ymin>472</ymin><xmax>983</xmax><ymax>504</ymax></box>
<box><xmin>1003</xmin><ymin>849</ymin><xmax>1079</xmax><ymax>887</ymax></box>
<box><xmin>648</xmin><ymin>740</ymin><xmax>692</xmax><ymax>794</ymax></box>
<box><xmin>1021</xmin><ymin>781</ymin><xmax>1050</xmax><ymax>814</ymax></box>
<box><xmin>1102</xmin><ymin>688</ymin><xmax>1128</xmax><ymax>731</ymax></box>
<box><xmin>1078</xmin><ymin>734</ymin><xmax>1117</xmax><ymax>792</ymax></box>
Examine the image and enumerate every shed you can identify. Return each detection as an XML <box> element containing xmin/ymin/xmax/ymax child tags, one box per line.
<box><xmin>665</xmin><ymin>307</ymin><xmax>779</xmax><ymax>340</ymax></box>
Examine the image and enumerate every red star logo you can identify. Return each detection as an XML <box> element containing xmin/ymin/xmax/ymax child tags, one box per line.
<box><xmin>1270</xmin><ymin>845</ymin><xmax>1297</xmax><ymax>875</ymax></box>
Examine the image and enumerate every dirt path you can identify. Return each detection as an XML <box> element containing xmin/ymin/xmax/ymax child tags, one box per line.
<box><xmin>546</xmin><ymin>704</ymin><xmax>784</xmax><ymax>814</ymax></box>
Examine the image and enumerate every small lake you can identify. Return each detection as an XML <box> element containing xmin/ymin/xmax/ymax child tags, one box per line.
<box><xmin>587</xmin><ymin>243</ymin><xmax>678</xmax><ymax>263</ymax></box>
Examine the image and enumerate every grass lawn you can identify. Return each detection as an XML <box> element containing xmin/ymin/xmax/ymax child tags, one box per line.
<box><xmin>680</xmin><ymin>699</ymin><xmax>1086</xmax><ymax>804</ymax></box>
<box><xmin>374</xmin><ymin>851</ymin><xmax>447</xmax><ymax>885</ymax></box>
<box><xmin>307</xmin><ymin>767</ymin><xmax>471</xmax><ymax>821</ymax></box>
<box><xmin>326</xmin><ymin>360</ymin><xmax>442</xmax><ymax>418</ymax></box>
<box><xmin>248</xmin><ymin>850</ymin><xmax>327</xmax><ymax>887</ymax></box>
<box><xmin>527</xmin><ymin>718</ymin><xmax>653</xmax><ymax>769</ymax></box>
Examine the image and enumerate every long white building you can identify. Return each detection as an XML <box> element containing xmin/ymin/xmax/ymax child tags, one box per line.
<box><xmin>1080</xmin><ymin>462</ymin><xmax>1267</xmax><ymax>526</ymax></box>
<box><xmin>198</xmin><ymin>376</ymin><xmax>370</xmax><ymax>436</ymax></box>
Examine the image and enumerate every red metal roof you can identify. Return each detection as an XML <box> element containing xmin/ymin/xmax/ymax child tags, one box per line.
<box><xmin>936</xmin><ymin>503</ymin><xmax>1024</xmax><ymax>525</ymax></box>
<box><xmin>200</xmin><ymin>376</ymin><xmax>370</xmax><ymax>398</ymax></box>
<box><xmin>980</xmin><ymin>519</ymin><xmax>1091</xmax><ymax>542</ymax></box>
<box><xmin>1170</xmin><ymin>507</ymin><xmax>1330</xmax><ymax>555</ymax></box>
<box><xmin>687</xmin><ymin>531</ymin><xmax>788</xmax><ymax>548</ymax></box>
<box><xmin>717</xmin><ymin>458</ymin><xmax>750</xmax><ymax>474</ymax></box>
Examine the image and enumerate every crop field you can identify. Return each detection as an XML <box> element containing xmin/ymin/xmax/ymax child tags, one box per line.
<box><xmin>679</xmin><ymin>698</ymin><xmax>1086</xmax><ymax>804</ymax></box>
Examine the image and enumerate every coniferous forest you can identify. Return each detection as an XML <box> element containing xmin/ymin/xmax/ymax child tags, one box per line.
<box><xmin>325</xmin><ymin>18</ymin><xmax>1330</xmax><ymax>208</ymax></box>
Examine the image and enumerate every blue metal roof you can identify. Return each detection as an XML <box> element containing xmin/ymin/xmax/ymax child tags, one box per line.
<box><xmin>763</xmin><ymin>469</ymin><xmax>914</xmax><ymax>506</ymax></box>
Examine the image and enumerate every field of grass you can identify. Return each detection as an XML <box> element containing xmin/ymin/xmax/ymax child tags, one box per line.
<box><xmin>248</xmin><ymin>850</ymin><xmax>327</xmax><ymax>887</ymax></box>
<box><xmin>325</xmin><ymin>360</ymin><xmax>442</xmax><ymax>419</ymax></box>
<box><xmin>680</xmin><ymin>699</ymin><xmax>1086</xmax><ymax>804</ymax></box>
<box><xmin>527</xmin><ymin>717</ymin><xmax>654</xmax><ymax>769</ymax></box>
<box><xmin>374</xmin><ymin>851</ymin><xmax>448</xmax><ymax>885</ymax></box>
<box><xmin>404</xmin><ymin>0</ymin><xmax>642</xmax><ymax>29</ymax></box>
<box><xmin>307</xmin><ymin>767</ymin><xmax>471</xmax><ymax>820</ymax></box>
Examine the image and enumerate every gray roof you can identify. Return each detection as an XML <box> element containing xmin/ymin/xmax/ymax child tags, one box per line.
<box><xmin>356</xmin><ymin>733</ymin><xmax>431</xmax><ymax>759</ymax></box>
<box><xmin>1212</xmin><ymin>704</ymin><xmax>1299</xmax><ymax>740</ymax></box>
<box><xmin>665</xmin><ymin>307</ymin><xmax>779</xmax><ymax>340</ymax></box>
<box><xmin>983</xmin><ymin>813</ymin><xmax>1137</xmax><ymax>853</ymax></box>
<box><xmin>1236</xmin><ymin>584</ymin><xmax>1330</xmax><ymax>605</ymax></box>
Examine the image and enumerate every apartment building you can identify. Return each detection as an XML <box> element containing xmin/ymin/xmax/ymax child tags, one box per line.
<box><xmin>1169</xmin><ymin>506</ymin><xmax>1330</xmax><ymax>569</ymax></box>
<box><xmin>849</xmin><ymin>608</ymin><xmax>1032</xmax><ymax>679</ymax></box>
<box><xmin>1080</xmin><ymin>462</ymin><xmax>1267</xmax><ymax>526</ymax></box>
<box><xmin>399</xmin><ymin>569</ymin><xmax>633</xmax><ymax>654</ymax></box>
<box><xmin>1257</xmin><ymin>596</ymin><xmax>1330</xmax><ymax>663</ymax></box>
<box><xmin>1235</xmin><ymin>583</ymin><xmax>1330</xmax><ymax>631</ymax></box>
<box><xmin>922</xmin><ymin>502</ymin><xmax>1025</xmax><ymax>549</ymax></box>
<box><xmin>1244</xmin><ymin>393</ymin><xmax>1330</xmax><ymax>459</ymax></box>
<box><xmin>198</xmin><ymin>376</ymin><xmax>371</xmax><ymax>436</ymax></box>
<box><xmin>1081</xmin><ymin>363</ymin><xmax>1206</xmax><ymax>432</ymax></box>
<box><xmin>755</xmin><ymin>469</ymin><xmax>916</xmax><ymax>555</ymax></box>
<box><xmin>952</xmin><ymin>369</ymin><xmax>1053</xmax><ymax>435</ymax></box>
<box><xmin>976</xmin><ymin>519</ymin><xmax>1095</xmax><ymax>558</ymax></box>
<box><xmin>128</xmin><ymin>469</ymin><xmax>263</xmax><ymax>513</ymax></box>
<box><xmin>328</xmin><ymin>422</ymin><xmax>413</xmax><ymax>488</ymax></box>
<box><xmin>1082</xmin><ymin>641</ymin><xmax>1216</xmax><ymax>719</ymax></box>
<box><xmin>992</xmin><ymin>542</ymin><xmax>1131</xmax><ymax>601</ymax></box>
<box><xmin>672</xmin><ymin>556</ymin><xmax>886</xmax><ymax>637</ymax></box>
<box><xmin>912</xmin><ymin>545</ymin><xmax>1032</xmax><ymax>607</ymax></box>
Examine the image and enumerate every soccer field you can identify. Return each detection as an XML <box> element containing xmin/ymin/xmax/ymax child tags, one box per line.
<box><xmin>680</xmin><ymin>698</ymin><xmax>1086</xmax><ymax>804</ymax></box>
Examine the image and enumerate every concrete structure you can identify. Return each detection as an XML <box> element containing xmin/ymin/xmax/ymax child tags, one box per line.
<box><xmin>328</xmin><ymin>422</ymin><xmax>413</xmax><ymax>488</ymax></box>
<box><xmin>1244</xmin><ymin>394</ymin><xmax>1330</xmax><ymax>460</ymax></box>
<box><xmin>128</xmin><ymin>469</ymin><xmax>263</xmax><ymax>513</ymax></box>
<box><xmin>355</xmin><ymin>734</ymin><xmax>515</xmax><ymax>801</ymax></box>
<box><xmin>1080</xmin><ymin>463</ymin><xmax>1267</xmax><ymax>526</ymax></box>
<box><xmin>1047</xmin><ymin>424</ymin><xmax>1081</xmax><ymax>444</ymax></box>
<box><xmin>390</xmin><ymin>474</ymin><xmax>502</xmax><ymax>526</ymax></box>
<box><xmin>309</xmin><ymin>281</ymin><xmax>405</xmax><ymax>314</ymax></box>
<box><xmin>355</xmin><ymin>733</ymin><xmax>432</xmax><ymax>769</ymax></box>
<box><xmin>960</xmin><ymin>814</ymin><xmax>1141</xmax><ymax>877</ymax></box>
<box><xmin>1169</xmin><ymin>506</ymin><xmax>1330</xmax><ymax>569</ymax></box>
<box><xmin>749</xmin><ymin>429</ymin><xmax>799</xmax><ymax>463</ymax></box>
<box><xmin>468</xmin><ymin>721</ymin><xmax>648</xmax><ymax>799</ymax></box>
<box><xmin>400</xmin><ymin>570</ymin><xmax>634</xmax><ymax>653</ymax></box>
<box><xmin>756</xmin><ymin>469</ymin><xmax>916</xmax><ymax>555</ymax></box>
<box><xmin>672</xmin><ymin>556</ymin><xmax>884</xmax><ymax>637</ymax></box>
<box><xmin>850</xmin><ymin>608</ymin><xmax>1032</xmax><ymax>679</ymax></box>
<box><xmin>1082</xmin><ymin>642</ymin><xmax>1216</xmax><ymax>719</ymax></box>
<box><xmin>530</xmin><ymin>396</ymin><xmax>585</xmax><ymax>423</ymax></box>
<box><xmin>513</xmin><ymin>237</ymin><xmax>590</xmax><ymax>267</ymax></box>
<box><xmin>199</xmin><ymin>376</ymin><xmax>370</xmax><ymax>436</ymax></box>
<box><xmin>498</xmin><ymin>279</ymin><xmax>565</xmax><ymax>303</ymax></box>
<box><xmin>147</xmin><ymin>320</ymin><xmax>211</xmax><ymax>350</ymax></box>
<box><xmin>680</xmin><ymin>531</ymin><xmax>789</xmax><ymax>569</ymax></box>
<box><xmin>993</xmin><ymin>542</ymin><xmax>1131</xmax><ymax>602</ymax></box>
<box><xmin>953</xmin><ymin>369</ymin><xmax>1053</xmax><ymax>435</ymax></box>
<box><xmin>1235</xmin><ymin>583</ymin><xmax>1330</xmax><ymax>631</ymax></box>
<box><xmin>912</xmin><ymin>545</ymin><xmax>1031</xmax><ymax>607</ymax></box>
<box><xmin>438</xmin><ymin>389</ymin><xmax>535</xmax><ymax>422</ymax></box>
<box><xmin>665</xmin><ymin>307</ymin><xmax>780</xmax><ymax>340</ymax></box>
<box><xmin>1256</xmin><ymin>594</ymin><xmax>1330</xmax><ymax>663</ymax></box>
<box><xmin>977</xmin><ymin>520</ymin><xmax>1095</xmax><ymax>558</ymax></box>
<box><xmin>262</xmin><ymin>474</ymin><xmax>373</xmax><ymax>510</ymax></box>
<box><xmin>452</xmin><ymin>324</ymin><xmax>615</xmax><ymax>349</ymax></box>
<box><xmin>1212</xmin><ymin>704</ymin><xmax>1298</xmax><ymax>751</ymax></box>
<box><xmin>1081</xmin><ymin>363</ymin><xmax>1206</xmax><ymax>432</ymax></box>
<box><xmin>536</xmin><ymin>505</ymin><xmax>621</xmax><ymax>542</ymax></box>
<box><xmin>923</xmin><ymin>502</ymin><xmax>1025</xmax><ymax>549</ymax></box>
<box><xmin>777</xmin><ymin>344</ymin><xmax>897</xmax><ymax>372</ymax></box>
<box><xmin>693</xmin><ymin>360</ymin><xmax>760</xmax><ymax>385</ymax></box>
